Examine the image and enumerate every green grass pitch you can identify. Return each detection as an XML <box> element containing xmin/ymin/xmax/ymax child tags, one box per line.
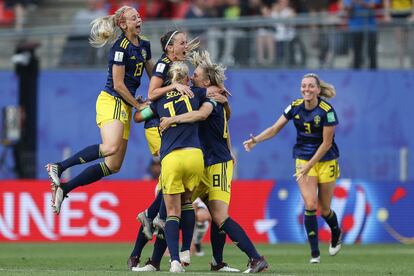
<box><xmin>0</xmin><ymin>243</ymin><xmax>413</xmax><ymax>275</ymax></box>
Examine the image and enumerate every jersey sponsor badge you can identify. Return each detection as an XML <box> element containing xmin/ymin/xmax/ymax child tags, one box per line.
<box><xmin>114</xmin><ymin>51</ymin><xmax>124</xmax><ymax>62</ymax></box>
<box><xmin>156</xmin><ymin>63</ymin><xmax>166</xmax><ymax>73</ymax></box>
<box><xmin>327</xmin><ymin>112</ymin><xmax>336</xmax><ymax>123</ymax></box>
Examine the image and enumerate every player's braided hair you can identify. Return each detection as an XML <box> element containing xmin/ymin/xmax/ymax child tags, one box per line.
<box><xmin>160</xmin><ymin>30</ymin><xmax>200</xmax><ymax>56</ymax></box>
<box><xmin>89</xmin><ymin>6</ymin><xmax>132</xmax><ymax>48</ymax></box>
<box><xmin>189</xmin><ymin>50</ymin><xmax>226</xmax><ymax>87</ymax></box>
<box><xmin>168</xmin><ymin>61</ymin><xmax>189</xmax><ymax>84</ymax></box>
<box><xmin>303</xmin><ymin>73</ymin><xmax>336</xmax><ymax>99</ymax></box>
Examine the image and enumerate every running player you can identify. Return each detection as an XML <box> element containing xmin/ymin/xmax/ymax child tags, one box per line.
<box><xmin>243</xmin><ymin>73</ymin><xmax>342</xmax><ymax>264</ymax></box>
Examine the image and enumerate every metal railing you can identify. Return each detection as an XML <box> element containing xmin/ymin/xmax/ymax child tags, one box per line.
<box><xmin>1</xmin><ymin>14</ymin><xmax>413</xmax><ymax>70</ymax></box>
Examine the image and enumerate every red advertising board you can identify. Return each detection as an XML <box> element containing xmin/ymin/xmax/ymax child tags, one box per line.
<box><xmin>0</xmin><ymin>180</ymin><xmax>274</xmax><ymax>242</ymax></box>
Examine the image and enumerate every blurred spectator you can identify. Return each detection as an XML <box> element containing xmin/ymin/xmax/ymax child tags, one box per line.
<box><xmin>343</xmin><ymin>0</ymin><xmax>380</xmax><ymax>69</ymax></box>
<box><xmin>256</xmin><ymin>2</ymin><xmax>275</xmax><ymax>66</ymax></box>
<box><xmin>108</xmin><ymin>0</ymin><xmax>144</xmax><ymax>16</ymax></box>
<box><xmin>143</xmin><ymin>157</ymin><xmax>161</xmax><ymax>180</ymax></box>
<box><xmin>0</xmin><ymin>0</ymin><xmax>14</xmax><ymax>26</ymax></box>
<box><xmin>383</xmin><ymin>0</ymin><xmax>414</xmax><ymax>68</ymax></box>
<box><xmin>185</xmin><ymin>0</ymin><xmax>211</xmax><ymax>46</ymax></box>
<box><xmin>221</xmin><ymin>0</ymin><xmax>244</xmax><ymax>65</ymax></box>
<box><xmin>318</xmin><ymin>0</ymin><xmax>346</xmax><ymax>68</ymax></box>
<box><xmin>60</xmin><ymin>0</ymin><xmax>107</xmax><ymax>67</ymax></box>
<box><xmin>5</xmin><ymin>0</ymin><xmax>29</xmax><ymax>30</ymax></box>
<box><xmin>240</xmin><ymin>0</ymin><xmax>263</xmax><ymax>65</ymax></box>
<box><xmin>272</xmin><ymin>0</ymin><xmax>305</xmax><ymax>66</ymax></box>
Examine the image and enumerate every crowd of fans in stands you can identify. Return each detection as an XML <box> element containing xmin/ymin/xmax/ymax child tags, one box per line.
<box><xmin>1</xmin><ymin>1</ymin><xmax>413</xmax><ymax>69</ymax></box>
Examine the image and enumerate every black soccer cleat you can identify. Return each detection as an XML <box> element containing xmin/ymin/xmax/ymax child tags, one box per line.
<box><xmin>243</xmin><ymin>256</ymin><xmax>269</xmax><ymax>273</ymax></box>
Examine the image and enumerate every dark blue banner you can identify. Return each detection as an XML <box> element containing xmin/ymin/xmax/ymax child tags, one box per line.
<box><xmin>0</xmin><ymin>70</ymin><xmax>412</xmax><ymax>180</ymax></box>
<box><xmin>267</xmin><ymin>179</ymin><xmax>414</xmax><ymax>244</ymax></box>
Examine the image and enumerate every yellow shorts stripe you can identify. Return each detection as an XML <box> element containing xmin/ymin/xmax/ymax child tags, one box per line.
<box><xmin>192</xmin><ymin>160</ymin><xmax>233</xmax><ymax>205</ymax></box>
<box><xmin>99</xmin><ymin>162</ymin><xmax>110</xmax><ymax>176</ymax></box>
<box><xmin>96</xmin><ymin>91</ymin><xmax>132</xmax><ymax>140</ymax></box>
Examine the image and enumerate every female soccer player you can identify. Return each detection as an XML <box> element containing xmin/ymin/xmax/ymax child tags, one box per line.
<box><xmin>129</xmin><ymin>30</ymin><xmax>224</xmax><ymax>271</ymax></box>
<box><xmin>147</xmin><ymin>61</ymin><xmax>216</xmax><ymax>272</ymax></box>
<box><xmin>127</xmin><ymin>30</ymin><xmax>202</xmax><ymax>270</ymax></box>
<box><xmin>45</xmin><ymin>6</ymin><xmax>153</xmax><ymax>214</ymax></box>
<box><xmin>243</xmin><ymin>73</ymin><xmax>342</xmax><ymax>264</ymax></box>
<box><xmin>159</xmin><ymin>50</ymin><xmax>268</xmax><ymax>273</ymax></box>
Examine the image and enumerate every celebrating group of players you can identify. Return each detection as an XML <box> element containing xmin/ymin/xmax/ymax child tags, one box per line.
<box><xmin>46</xmin><ymin>4</ymin><xmax>343</xmax><ymax>273</ymax></box>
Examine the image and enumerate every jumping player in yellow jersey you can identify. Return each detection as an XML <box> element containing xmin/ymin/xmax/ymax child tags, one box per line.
<box><xmin>45</xmin><ymin>6</ymin><xmax>153</xmax><ymax>214</ymax></box>
<box><xmin>159</xmin><ymin>50</ymin><xmax>269</xmax><ymax>273</ymax></box>
<box><xmin>244</xmin><ymin>73</ymin><xmax>342</xmax><ymax>264</ymax></box>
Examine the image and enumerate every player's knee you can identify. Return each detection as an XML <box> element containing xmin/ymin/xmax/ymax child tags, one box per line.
<box><xmin>211</xmin><ymin>213</ymin><xmax>228</xmax><ymax>226</ymax></box>
<box><xmin>196</xmin><ymin>209</ymin><xmax>211</xmax><ymax>222</ymax></box>
<box><xmin>101</xmin><ymin>144</ymin><xmax>121</xmax><ymax>156</ymax></box>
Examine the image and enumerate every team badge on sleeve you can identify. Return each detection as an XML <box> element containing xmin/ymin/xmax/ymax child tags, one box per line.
<box><xmin>156</xmin><ymin>63</ymin><xmax>166</xmax><ymax>73</ymax></box>
<box><xmin>114</xmin><ymin>51</ymin><xmax>124</xmax><ymax>62</ymax></box>
<box><xmin>327</xmin><ymin>112</ymin><xmax>336</xmax><ymax>123</ymax></box>
<box><xmin>284</xmin><ymin>104</ymin><xmax>292</xmax><ymax>114</ymax></box>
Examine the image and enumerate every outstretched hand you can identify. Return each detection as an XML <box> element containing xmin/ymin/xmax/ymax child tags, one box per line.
<box><xmin>243</xmin><ymin>134</ymin><xmax>257</xmax><ymax>152</ymax></box>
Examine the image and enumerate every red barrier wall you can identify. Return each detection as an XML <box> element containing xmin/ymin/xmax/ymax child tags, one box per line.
<box><xmin>0</xmin><ymin>180</ymin><xmax>274</xmax><ymax>242</ymax></box>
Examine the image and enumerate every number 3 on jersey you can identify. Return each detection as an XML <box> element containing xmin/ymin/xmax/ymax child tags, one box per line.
<box><xmin>304</xmin><ymin>122</ymin><xmax>311</xmax><ymax>134</ymax></box>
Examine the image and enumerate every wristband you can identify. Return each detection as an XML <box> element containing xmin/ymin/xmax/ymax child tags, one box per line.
<box><xmin>141</xmin><ymin>107</ymin><xmax>154</xmax><ymax>120</ymax></box>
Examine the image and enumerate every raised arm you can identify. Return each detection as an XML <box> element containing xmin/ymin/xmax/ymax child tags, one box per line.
<box><xmin>243</xmin><ymin>114</ymin><xmax>289</xmax><ymax>152</ymax></box>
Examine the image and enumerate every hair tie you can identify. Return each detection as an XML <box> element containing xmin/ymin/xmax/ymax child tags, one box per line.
<box><xmin>165</xmin><ymin>30</ymin><xmax>178</xmax><ymax>50</ymax></box>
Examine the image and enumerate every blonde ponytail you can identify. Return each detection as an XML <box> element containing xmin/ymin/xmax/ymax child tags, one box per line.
<box><xmin>89</xmin><ymin>6</ymin><xmax>132</xmax><ymax>48</ymax></box>
<box><xmin>189</xmin><ymin>50</ymin><xmax>227</xmax><ymax>87</ymax></box>
<box><xmin>168</xmin><ymin>62</ymin><xmax>189</xmax><ymax>84</ymax></box>
<box><xmin>319</xmin><ymin>81</ymin><xmax>336</xmax><ymax>99</ymax></box>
